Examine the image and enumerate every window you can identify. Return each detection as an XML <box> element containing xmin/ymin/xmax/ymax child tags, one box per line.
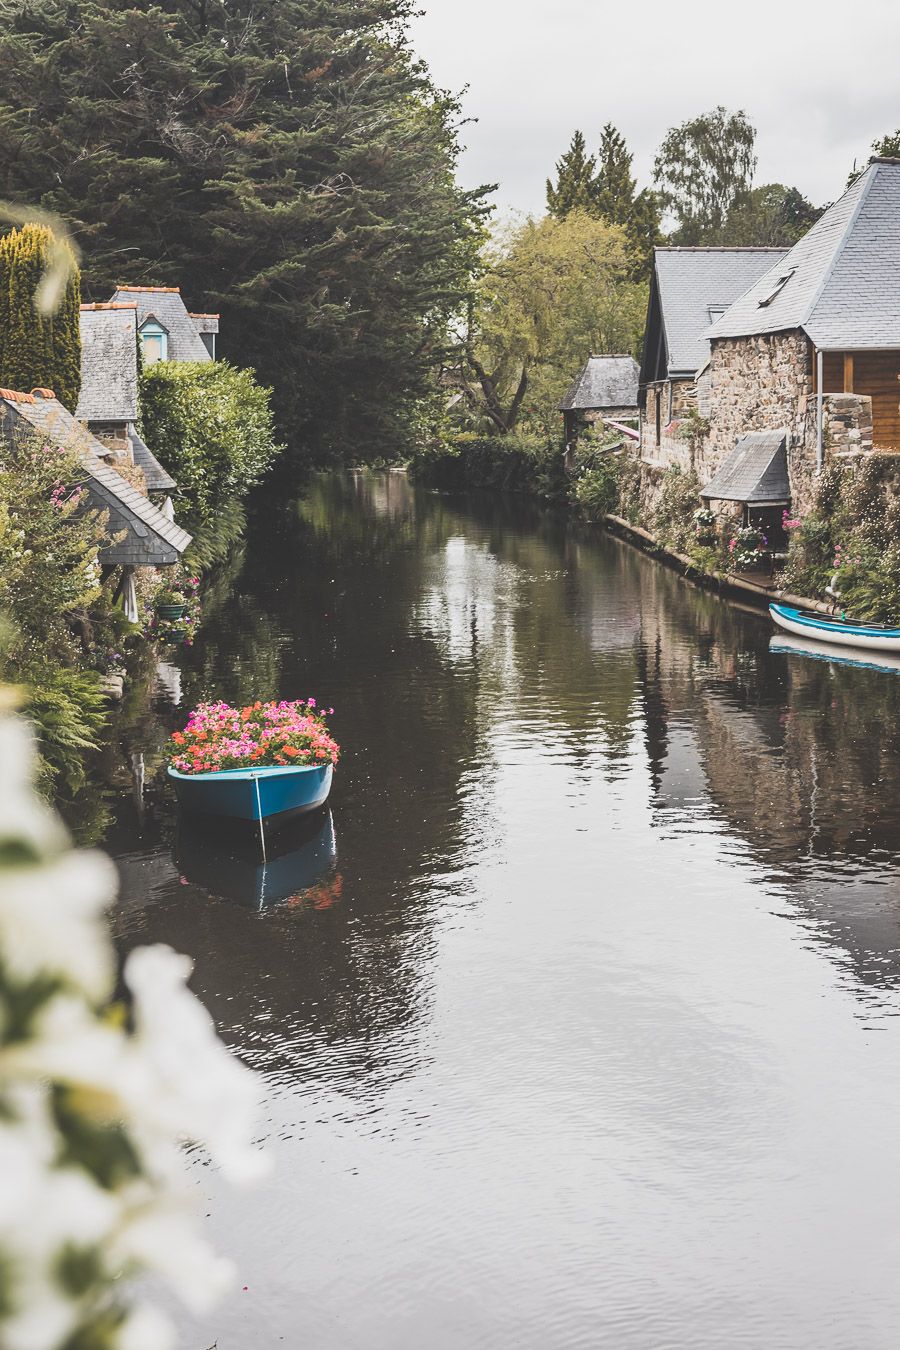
<box><xmin>707</xmin><ymin>304</ymin><xmax>728</xmax><ymax>324</ymax></box>
<box><xmin>757</xmin><ymin>268</ymin><xmax>796</xmax><ymax>308</ymax></box>
<box><xmin>139</xmin><ymin>319</ymin><xmax>168</xmax><ymax>363</ymax></box>
<box><xmin>655</xmin><ymin>388</ymin><xmax>661</xmax><ymax>445</ymax></box>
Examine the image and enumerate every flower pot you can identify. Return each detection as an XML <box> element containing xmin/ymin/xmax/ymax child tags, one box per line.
<box><xmin>158</xmin><ymin>602</ymin><xmax>187</xmax><ymax>621</ymax></box>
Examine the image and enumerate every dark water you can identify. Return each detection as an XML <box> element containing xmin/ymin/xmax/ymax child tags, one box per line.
<box><xmin>105</xmin><ymin>471</ymin><xmax>900</xmax><ymax>1349</ymax></box>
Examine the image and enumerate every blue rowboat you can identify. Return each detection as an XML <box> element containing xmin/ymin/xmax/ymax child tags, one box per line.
<box><xmin>167</xmin><ymin>761</ymin><xmax>333</xmax><ymax>824</ymax></box>
<box><xmin>769</xmin><ymin>601</ymin><xmax>900</xmax><ymax>654</ymax></box>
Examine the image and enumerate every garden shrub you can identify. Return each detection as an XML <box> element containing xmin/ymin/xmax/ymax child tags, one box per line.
<box><xmin>409</xmin><ymin>431</ymin><xmax>569</xmax><ymax>502</ymax></box>
<box><xmin>0</xmin><ymin>427</ymin><xmax>113</xmax><ymax>792</ymax></box>
<box><xmin>782</xmin><ymin>458</ymin><xmax>900</xmax><ymax>621</ymax></box>
<box><xmin>650</xmin><ymin>466</ymin><xmax>703</xmax><ymax>552</ymax></box>
<box><xmin>575</xmin><ymin>457</ymin><xmax>620</xmax><ymax>520</ymax></box>
<box><xmin>140</xmin><ymin>360</ymin><xmax>283</xmax><ymax>560</ymax></box>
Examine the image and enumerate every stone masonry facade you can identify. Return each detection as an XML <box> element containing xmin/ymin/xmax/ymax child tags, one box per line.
<box><xmin>636</xmin><ymin>330</ymin><xmax>887</xmax><ymax>518</ymax></box>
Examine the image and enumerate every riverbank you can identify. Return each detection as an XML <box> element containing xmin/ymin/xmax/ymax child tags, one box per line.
<box><xmin>601</xmin><ymin>512</ymin><xmax>835</xmax><ymax>615</ymax></box>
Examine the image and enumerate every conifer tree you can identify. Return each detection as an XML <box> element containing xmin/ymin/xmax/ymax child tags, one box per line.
<box><xmin>546</xmin><ymin>132</ymin><xmax>597</xmax><ymax>217</ymax></box>
<box><xmin>0</xmin><ymin>225</ymin><xmax>81</xmax><ymax>409</ymax></box>
<box><xmin>592</xmin><ymin>124</ymin><xmax>661</xmax><ymax>278</ymax></box>
<box><xmin>0</xmin><ymin>0</ymin><xmax>487</xmax><ymax>462</ymax></box>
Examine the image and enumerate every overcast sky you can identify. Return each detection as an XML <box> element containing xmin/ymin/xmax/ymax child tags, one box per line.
<box><xmin>411</xmin><ymin>0</ymin><xmax>900</xmax><ymax>220</ymax></box>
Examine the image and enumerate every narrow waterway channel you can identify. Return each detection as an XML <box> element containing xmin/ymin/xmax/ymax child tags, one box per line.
<box><xmin>105</xmin><ymin>471</ymin><xmax>900</xmax><ymax>1349</ymax></box>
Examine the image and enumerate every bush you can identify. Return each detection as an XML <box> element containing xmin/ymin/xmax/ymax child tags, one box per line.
<box><xmin>575</xmin><ymin>458</ymin><xmax>619</xmax><ymax>520</ymax></box>
<box><xmin>409</xmin><ymin>431</ymin><xmax>569</xmax><ymax>501</ymax></box>
<box><xmin>650</xmin><ymin>466</ymin><xmax>703</xmax><ymax>552</ymax></box>
<box><xmin>781</xmin><ymin>458</ymin><xmax>900</xmax><ymax>621</ymax></box>
<box><xmin>0</xmin><ymin>427</ymin><xmax>114</xmax><ymax>791</ymax></box>
<box><xmin>140</xmin><ymin>360</ymin><xmax>283</xmax><ymax>557</ymax></box>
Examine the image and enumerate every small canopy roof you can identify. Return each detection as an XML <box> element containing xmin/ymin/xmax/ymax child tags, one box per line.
<box><xmin>559</xmin><ymin>354</ymin><xmax>639</xmax><ymax>411</ymax></box>
<box><xmin>128</xmin><ymin>427</ymin><xmax>176</xmax><ymax>493</ymax></box>
<box><xmin>701</xmin><ymin>430</ymin><xmax>790</xmax><ymax>505</ymax></box>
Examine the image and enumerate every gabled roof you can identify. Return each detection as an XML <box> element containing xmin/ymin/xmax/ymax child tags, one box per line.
<box><xmin>700</xmin><ymin>430</ymin><xmax>789</xmax><ymax>505</ymax></box>
<box><xmin>0</xmin><ymin>389</ymin><xmax>190</xmax><ymax>565</ymax></box>
<box><xmin>76</xmin><ymin>304</ymin><xmax>139</xmax><ymax>423</ymax></box>
<box><xmin>706</xmin><ymin>160</ymin><xmax>900</xmax><ymax>349</ymax></box>
<box><xmin>641</xmin><ymin>248</ymin><xmax>790</xmax><ymax>384</ymax></box>
<box><xmin>110</xmin><ymin>286</ymin><xmax>212</xmax><ymax>362</ymax></box>
<box><xmin>559</xmin><ymin>354</ymin><xmax>639</xmax><ymax>411</ymax></box>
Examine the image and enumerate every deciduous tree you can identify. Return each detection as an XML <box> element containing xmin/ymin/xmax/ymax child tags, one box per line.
<box><xmin>455</xmin><ymin>211</ymin><xmax>645</xmax><ymax>436</ymax></box>
<box><xmin>653</xmin><ymin>106</ymin><xmax>757</xmax><ymax>244</ymax></box>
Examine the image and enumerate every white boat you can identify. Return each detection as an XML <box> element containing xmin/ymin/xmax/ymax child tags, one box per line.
<box><xmin>769</xmin><ymin>602</ymin><xmax>900</xmax><ymax>655</ymax></box>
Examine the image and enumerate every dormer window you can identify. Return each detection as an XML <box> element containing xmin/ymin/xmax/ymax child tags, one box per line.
<box><xmin>757</xmin><ymin>267</ymin><xmax>796</xmax><ymax>308</ymax></box>
<box><xmin>707</xmin><ymin>304</ymin><xmax>728</xmax><ymax>323</ymax></box>
<box><xmin>139</xmin><ymin>319</ymin><xmax>168</xmax><ymax>363</ymax></box>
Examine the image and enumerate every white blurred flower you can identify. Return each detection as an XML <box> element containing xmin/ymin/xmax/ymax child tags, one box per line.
<box><xmin>115</xmin><ymin>1304</ymin><xmax>177</xmax><ymax>1350</ymax></box>
<box><xmin>112</xmin><ymin>1201</ymin><xmax>234</xmax><ymax>1313</ymax></box>
<box><xmin>126</xmin><ymin>945</ymin><xmax>267</xmax><ymax>1183</ymax></box>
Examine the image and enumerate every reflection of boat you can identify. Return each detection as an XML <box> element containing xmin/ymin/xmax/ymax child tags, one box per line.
<box><xmin>176</xmin><ymin>810</ymin><xmax>338</xmax><ymax>910</ymax></box>
<box><xmin>167</xmin><ymin>761</ymin><xmax>333</xmax><ymax>823</ymax></box>
<box><xmin>770</xmin><ymin>601</ymin><xmax>900</xmax><ymax>653</ymax></box>
<box><xmin>770</xmin><ymin>632</ymin><xmax>900</xmax><ymax>674</ymax></box>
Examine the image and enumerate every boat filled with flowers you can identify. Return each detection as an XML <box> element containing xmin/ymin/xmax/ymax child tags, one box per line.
<box><xmin>166</xmin><ymin>698</ymin><xmax>339</xmax><ymax>823</ymax></box>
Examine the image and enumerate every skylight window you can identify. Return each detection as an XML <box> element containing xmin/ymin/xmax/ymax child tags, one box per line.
<box><xmin>707</xmin><ymin>304</ymin><xmax>728</xmax><ymax>323</ymax></box>
<box><xmin>757</xmin><ymin>267</ymin><xmax>796</xmax><ymax>308</ymax></box>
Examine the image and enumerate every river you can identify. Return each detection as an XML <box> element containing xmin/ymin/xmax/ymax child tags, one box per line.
<box><xmin>102</xmin><ymin>470</ymin><xmax>900</xmax><ymax>1349</ymax></box>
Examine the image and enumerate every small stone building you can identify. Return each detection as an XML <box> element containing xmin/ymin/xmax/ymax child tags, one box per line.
<box><xmin>638</xmin><ymin>247</ymin><xmax>789</xmax><ymax>472</ymax></box>
<box><xmin>559</xmin><ymin>354</ymin><xmax>639</xmax><ymax>444</ymax></box>
<box><xmin>700</xmin><ymin>157</ymin><xmax>900</xmax><ymax>518</ymax></box>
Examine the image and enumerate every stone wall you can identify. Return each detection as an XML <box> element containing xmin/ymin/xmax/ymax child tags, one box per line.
<box><xmin>640</xmin><ymin>379</ymin><xmax>695</xmax><ymax>471</ymax></box>
<box><xmin>699</xmin><ymin>332</ymin><xmax>812</xmax><ymax>483</ymax></box>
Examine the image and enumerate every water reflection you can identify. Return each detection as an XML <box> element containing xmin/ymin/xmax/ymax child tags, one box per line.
<box><xmin>96</xmin><ymin>472</ymin><xmax>900</xmax><ymax>1350</ymax></box>
<box><xmin>175</xmin><ymin>810</ymin><xmax>339</xmax><ymax>911</ymax></box>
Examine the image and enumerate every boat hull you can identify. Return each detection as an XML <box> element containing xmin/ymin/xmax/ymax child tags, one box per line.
<box><xmin>769</xmin><ymin>602</ymin><xmax>900</xmax><ymax>653</ymax></box>
<box><xmin>167</xmin><ymin>762</ymin><xmax>333</xmax><ymax>822</ymax></box>
<box><xmin>770</xmin><ymin>632</ymin><xmax>900</xmax><ymax>674</ymax></box>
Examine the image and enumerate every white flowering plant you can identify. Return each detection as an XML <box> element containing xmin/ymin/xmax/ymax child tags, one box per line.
<box><xmin>0</xmin><ymin>701</ymin><xmax>265</xmax><ymax>1350</ymax></box>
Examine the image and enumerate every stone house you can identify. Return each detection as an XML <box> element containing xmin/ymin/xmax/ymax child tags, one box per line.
<box><xmin>559</xmin><ymin>354</ymin><xmax>640</xmax><ymax>444</ymax></box>
<box><xmin>638</xmin><ymin>247</ymin><xmax>789</xmax><ymax>474</ymax></box>
<box><xmin>698</xmin><ymin>157</ymin><xmax>900</xmax><ymax>526</ymax></box>
<box><xmin>0</xmin><ymin>386</ymin><xmax>191</xmax><ymax>618</ymax></box>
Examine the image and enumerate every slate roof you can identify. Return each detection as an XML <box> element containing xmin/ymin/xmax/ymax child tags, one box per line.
<box><xmin>645</xmin><ymin>248</ymin><xmax>790</xmax><ymax>380</ymax></box>
<box><xmin>110</xmin><ymin>286</ymin><xmax>212</xmax><ymax>362</ymax></box>
<box><xmin>558</xmin><ymin>354</ymin><xmax>639</xmax><ymax>411</ymax></box>
<box><xmin>706</xmin><ymin>160</ymin><xmax>900</xmax><ymax>349</ymax></box>
<box><xmin>700</xmin><ymin>430</ymin><xmax>790</xmax><ymax>505</ymax></box>
<box><xmin>76</xmin><ymin>304</ymin><xmax>139</xmax><ymax>423</ymax></box>
<box><xmin>129</xmin><ymin>427</ymin><xmax>177</xmax><ymax>493</ymax></box>
<box><xmin>0</xmin><ymin>390</ymin><xmax>190</xmax><ymax>565</ymax></box>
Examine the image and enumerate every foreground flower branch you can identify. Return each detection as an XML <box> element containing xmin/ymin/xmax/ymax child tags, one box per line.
<box><xmin>0</xmin><ymin>700</ymin><xmax>265</xmax><ymax>1349</ymax></box>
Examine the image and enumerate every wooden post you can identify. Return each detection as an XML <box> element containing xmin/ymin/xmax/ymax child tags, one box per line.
<box><xmin>843</xmin><ymin>353</ymin><xmax>854</xmax><ymax>393</ymax></box>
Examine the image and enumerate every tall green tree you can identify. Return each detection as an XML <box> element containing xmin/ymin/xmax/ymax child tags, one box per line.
<box><xmin>456</xmin><ymin>210</ymin><xmax>646</xmax><ymax>436</ymax></box>
<box><xmin>547</xmin><ymin>131</ymin><xmax>597</xmax><ymax>217</ymax></box>
<box><xmin>722</xmin><ymin>183</ymin><xmax>821</xmax><ymax>246</ymax></box>
<box><xmin>0</xmin><ymin>0</ymin><xmax>488</xmax><ymax>463</ymax></box>
<box><xmin>653</xmin><ymin>106</ymin><xmax>757</xmax><ymax>244</ymax></box>
<box><xmin>0</xmin><ymin>224</ymin><xmax>80</xmax><ymax>408</ymax></box>
<box><xmin>592</xmin><ymin>124</ymin><xmax>661</xmax><ymax>276</ymax></box>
